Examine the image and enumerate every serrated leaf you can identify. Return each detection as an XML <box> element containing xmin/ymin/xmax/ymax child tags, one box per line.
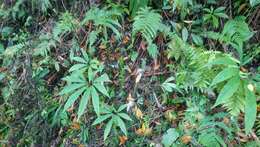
<box><xmin>91</xmin><ymin>87</ymin><xmax>100</xmax><ymax>115</ymax></box>
<box><xmin>244</xmin><ymin>85</ymin><xmax>257</xmax><ymax>134</ymax></box>
<box><xmin>214</xmin><ymin>76</ymin><xmax>240</xmax><ymax>107</ymax></box>
<box><xmin>104</xmin><ymin>119</ymin><xmax>113</xmax><ymax>141</ymax></box>
<box><xmin>77</xmin><ymin>89</ymin><xmax>91</xmax><ymax>120</ymax></box>
<box><xmin>211</xmin><ymin>67</ymin><xmax>239</xmax><ymax>86</ymax></box>
<box><xmin>64</xmin><ymin>87</ymin><xmax>86</xmax><ymax>111</ymax></box>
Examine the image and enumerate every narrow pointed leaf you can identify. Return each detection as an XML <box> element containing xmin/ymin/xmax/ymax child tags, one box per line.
<box><xmin>59</xmin><ymin>83</ymin><xmax>85</xmax><ymax>95</ymax></box>
<box><xmin>94</xmin><ymin>83</ymin><xmax>109</xmax><ymax>97</ymax></box>
<box><xmin>71</xmin><ymin>57</ymin><xmax>87</xmax><ymax>63</ymax></box>
<box><xmin>92</xmin><ymin>114</ymin><xmax>112</xmax><ymax>125</ymax></box>
<box><xmin>244</xmin><ymin>85</ymin><xmax>257</xmax><ymax>134</ymax></box>
<box><xmin>64</xmin><ymin>87</ymin><xmax>86</xmax><ymax>111</ymax></box>
<box><xmin>117</xmin><ymin>113</ymin><xmax>132</xmax><ymax>121</ymax></box>
<box><xmin>214</xmin><ymin>76</ymin><xmax>240</xmax><ymax>107</ymax></box>
<box><xmin>211</xmin><ymin>67</ymin><xmax>239</xmax><ymax>86</ymax></box>
<box><xmin>77</xmin><ymin>89</ymin><xmax>91</xmax><ymax>120</ymax></box>
<box><xmin>94</xmin><ymin>74</ymin><xmax>110</xmax><ymax>83</ymax></box>
<box><xmin>104</xmin><ymin>119</ymin><xmax>113</xmax><ymax>141</ymax></box>
<box><xmin>91</xmin><ymin>87</ymin><xmax>100</xmax><ymax>115</ymax></box>
<box><xmin>69</xmin><ymin>64</ymin><xmax>87</xmax><ymax>72</ymax></box>
<box><xmin>115</xmin><ymin>116</ymin><xmax>127</xmax><ymax>136</ymax></box>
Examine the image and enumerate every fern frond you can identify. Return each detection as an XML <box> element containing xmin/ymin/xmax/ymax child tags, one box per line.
<box><xmin>223</xmin><ymin>94</ymin><xmax>245</xmax><ymax>116</ymax></box>
<box><xmin>255</xmin><ymin>114</ymin><xmax>260</xmax><ymax>137</ymax></box>
<box><xmin>132</xmin><ymin>7</ymin><xmax>164</xmax><ymax>43</ymax></box>
<box><xmin>168</xmin><ymin>35</ymin><xmax>217</xmax><ymax>92</ymax></box>
<box><xmin>132</xmin><ymin>7</ymin><xmax>168</xmax><ymax>58</ymax></box>
<box><xmin>53</xmin><ymin>12</ymin><xmax>78</xmax><ymax>40</ymax></box>
<box><xmin>34</xmin><ymin>33</ymin><xmax>56</xmax><ymax>56</ymax></box>
<box><xmin>81</xmin><ymin>7</ymin><xmax>122</xmax><ymax>39</ymax></box>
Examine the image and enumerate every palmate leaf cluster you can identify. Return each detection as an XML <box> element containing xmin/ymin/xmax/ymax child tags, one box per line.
<box><xmin>92</xmin><ymin>104</ymin><xmax>132</xmax><ymax>140</ymax></box>
<box><xmin>59</xmin><ymin>49</ymin><xmax>110</xmax><ymax>119</ymax></box>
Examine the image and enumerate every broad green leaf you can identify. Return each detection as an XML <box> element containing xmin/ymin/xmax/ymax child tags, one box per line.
<box><xmin>162</xmin><ymin>128</ymin><xmax>179</xmax><ymax>147</ymax></box>
<box><xmin>63</xmin><ymin>72</ymin><xmax>86</xmax><ymax>83</ymax></box>
<box><xmin>211</xmin><ymin>67</ymin><xmax>239</xmax><ymax>86</ymax></box>
<box><xmin>92</xmin><ymin>114</ymin><xmax>112</xmax><ymax>125</ymax></box>
<box><xmin>104</xmin><ymin>119</ymin><xmax>113</xmax><ymax>141</ymax></box>
<box><xmin>250</xmin><ymin>0</ymin><xmax>260</xmax><ymax>7</ymax></box>
<box><xmin>91</xmin><ymin>87</ymin><xmax>100</xmax><ymax>115</ymax></box>
<box><xmin>182</xmin><ymin>27</ymin><xmax>188</xmax><ymax>42</ymax></box>
<box><xmin>64</xmin><ymin>87</ymin><xmax>86</xmax><ymax>111</ymax></box>
<box><xmin>59</xmin><ymin>83</ymin><xmax>85</xmax><ymax>95</ymax></box>
<box><xmin>214</xmin><ymin>76</ymin><xmax>240</xmax><ymax>107</ymax></box>
<box><xmin>0</xmin><ymin>43</ymin><xmax>4</xmax><ymax>54</ymax></box>
<box><xmin>114</xmin><ymin>116</ymin><xmax>127</xmax><ymax>135</ymax></box>
<box><xmin>117</xmin><ymin>113</ymin><xmax>132</xmax><ymax>121</ymax></box>
<box><xmin>117</xmin><ymin>104</ymin><xmax>127</xmax><ymax>112</ymax></box>
<box><xmin>191</xmin><ymin>33</ymin><xmax>203</xmax><ymax>45</ymax></box>
<box><xmin>69</xmin><ymin>64</ymin><xmax>87</xmax><ymax>72</ymax></box>
<box><xmin>88</xmin><ymin>68</ymin><xmax>95</xmax><ymax>82</ymax></box>
<box><xmin>208</xmin><ymin>56</ymin><xmax>239</xmax><ymax>66</ymax></box>
<box><xmin>94</xmin><ymin>83</ymin><xmax>109</xmax><ymax>97</ymax></box>
<box><xmin>94</xmin><ymin>74</ymin><xmax>110</xmax><ymax>83</ymax></box>
<box><xmin>244</xmin><ymin>85</ymin><xmax>257</xmax><ymax>134</ymax></box>
<box><xmin>77</xmin><ymin>89</ymin><xmax>91</xmax><ymax>120</ymax></box>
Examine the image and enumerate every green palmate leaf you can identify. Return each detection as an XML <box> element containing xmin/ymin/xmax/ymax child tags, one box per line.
<box><xmin>92</xmin><ymin>114</ymin><xmax>112</xmax><ymax>125</ymax></box>
<box><xmin>64</xmin><ymin>87</ymin><xmax>86</xmax><ymax>111</ymax></box>
<box><xmin>77</xmin><ymin>89</ymin><xmax>91</xmax><ymax>120</ymax></box>
<box><xmin>117</xmin><ymin>113</ymin><xmax>132</xmax><ymax>121</ymax></box>
<box><xmin>211</xmin><ymin>67</ymin><xmax>239</xmax><ymax>86</ymax></box>
<box><xmin>214</xmin><ymin>76</ymin><xmax>240</xmax><ymax>107</ymax></box>
<box><xmin>244</xmin><ymin>84</ymin><xmax>257</xmax><ymax>134</ymax></box>
<box><xmin>114</xmin><ymin>116</ymin><xmax>127</xmax><ymax>136</ymax></box>
<box><xmin>94</xmin><ymin>83</ymin><xmax>109</xmax><ymax>97</ymax></box>
<box><xmin>104</xmin><ymin>119</ymin><xmax>113</xmax><ymax>141</ymax></box>
<box><xmin>91</xmin><ymin>86</ymin><xmax>100</xmax><ymax>115</ymax></box>
<box><xmin>59</xmin><ymin>83</ymin><xmax>85</xmax><ymax>95</ymax></box>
